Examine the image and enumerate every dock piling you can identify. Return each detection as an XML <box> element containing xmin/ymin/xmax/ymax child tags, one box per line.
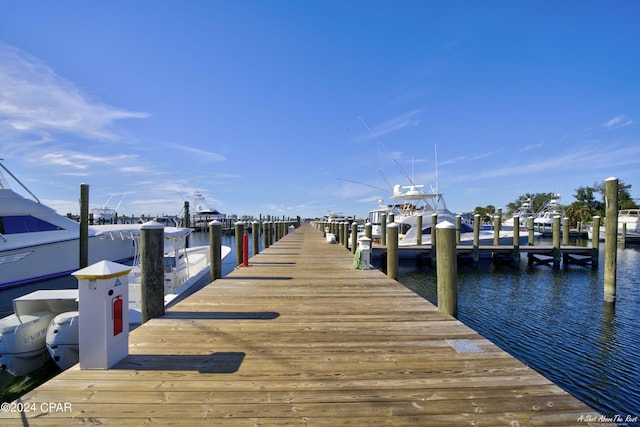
<box><xmin>381</xmin><ymin>214</ymin><xmax>387</xmax><ymax>245</ymax></box>
<box><xmin>252</xmin><ymin>221</ymin><xmax>260</xmax><ymax>256</ymax></box>
<box><xmin>436</xmin><ymin>221</ymin><xmax>457</xmax><ymax>317</ymax></box>
<box><xmin>472</xmin><ymin>213</ymin><xmax>480</xmax><ymax>266</ymax></box>
<box><xmin>604</xmin><ymin>177</ymin><xmax>618</xmax><ymax>302</ymax></box>
<box><xmin>591</xmin><ymin>216</ymin><xmax>600</xmax><ymax>269</ymax></box>
<box><xmin>552</xmin><ymin>215</ymin><xmax>561</xmax><ymax>268</ymax></box>
<box><xmin>512</xmin><ymin>215</ymin><xmax>520</xmax><ymax>265</ymax></box>
<box><xmin>351</xmin><ymin>222</ymin><xmax>357</xmax><ymax>254</ymax></box>
<box><xmin>209</xmin><ymin>220</ymin><xmax>222</xmax><ymax>281</ymax></box>
<box><xmin>183</xmin><ymin>201</ymin><xmax>190</xmax><ymax>228</ymax></box>
<box><xmin>386</xmin><ymin>223</ymin><xmax>399</xmax><ymax>280</ymax></box>
<box><xmin>79</xmin><ymin>183</ymin><xmax>89</xmax><ymax>269</ymax></box>
<box><xmin>140</xmin><ymin>221</ymin><xmax>165</xmax><ymax>323</ymax></box>
<box><xmin>234</xmin><ymin>221</ymin><xmax>244</xmax><ymax>266</ymax></box>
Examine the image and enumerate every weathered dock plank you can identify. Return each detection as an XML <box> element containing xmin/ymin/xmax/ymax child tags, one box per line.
<box><xmin>1</xmin><ymin>224</ymin><xmax>610</xmax><ymax>426</ymax></box>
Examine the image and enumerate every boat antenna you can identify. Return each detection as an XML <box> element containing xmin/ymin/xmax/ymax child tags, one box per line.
<box><xmin>0</xmin><ymin>159</ymin><xmax>40</xmax><ymax>203</ymax></box>
<box><xmin>349</xmin><ymin>120</ymin><xmax>393</xmax><ymax>192</ymax></box>
<box><xmin>337</xmin><ymin>178</ymin><xmax>389</xmax><ymax>193</ymax></box>
<box><xmin>356</xmin><ymin>114</ymin><xmax>417</xmax><ymax>188</ymax></box>
<box><xmin>435</xmin><ymin>144</ymin><xmax>438</xmax><ymax>196</ymax></box>
<box><xmin>114</xmin><ymin>192</ymin><xmax>128</xmax><ymax>211</ymax></box>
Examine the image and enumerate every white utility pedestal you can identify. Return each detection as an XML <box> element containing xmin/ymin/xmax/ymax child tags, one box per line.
<box><xmin>358</xmin><ymin>236</ymin><xmax>372</xmax><ymax>269</ymax></box>
<box><xmin>73</xmin><ymin>260</ymin><xmax>132</xmax><ymax>369</ymax></box>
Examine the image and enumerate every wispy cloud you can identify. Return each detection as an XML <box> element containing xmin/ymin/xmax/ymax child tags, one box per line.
<box><xmin>119</xmin><ymin>166</ymin><xmax>151</xmax><ymax>174</ymax></box>
<box><xmin>518</xmin><ymin>143</ymin><xmax>544</xmax><ymax>152</ymax></box>
<box><xmin>604</xmin><ymin>114</ymin><xmax>632</xmax><ymax>129</ymax></box>
<box><xmin>164</xmin><ymin>142</ymin><xmax>227</xmax><ymax>162</ymax></box>
<box><xmin>0</xmin><ymin>42</ymin><xmax>149</xmax><ymax>141</ymax></box>
<box><xmin>38</xmin><ymin>152</ymin><xmax>139</xmax><ymax>170</ymax></box>
<box><xmin>449</xmin><ymin>143</ymin><xmax>640</xmax><ymax>183</ymax></box>
<box><xmin>355</xmin><ymin>110</ymin><xmax>423</xmax><ymax>142</ymax></box>
<box><xmin>370</xmin><ymin>109</ymin><xmax>423</xmax><ymax>138</ymax></box>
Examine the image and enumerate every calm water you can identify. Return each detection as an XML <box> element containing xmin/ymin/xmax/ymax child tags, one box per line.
<box><xmin>394</xmin><ymin>241</ymin><xmax>640</xmax><ymax>423</ymax></box>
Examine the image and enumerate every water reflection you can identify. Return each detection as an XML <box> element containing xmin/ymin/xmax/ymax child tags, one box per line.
<box><xmin>395</xmin><ymin>244</ymin><xmax>640</xmax><ymax>419</ymax></box>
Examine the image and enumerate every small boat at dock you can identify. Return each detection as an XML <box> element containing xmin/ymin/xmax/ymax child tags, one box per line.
<box><xmin>45</xmin><ymin>225</ymin><xmax>231</xmax><ymax>371</ymax></box>
<box><xmin>0</xmin><ymin>290</ymin><xmax>78</xmax><ymax>376</ymax></box>
<box><xmin>2</xmin><ymin>225</ymin><xmax>231</xmax><ymax>375</ymax></box>
<box><xmin>587</xmin><ymin>208</ymin><xmax>640</xmax><ymax>243</ymax></box>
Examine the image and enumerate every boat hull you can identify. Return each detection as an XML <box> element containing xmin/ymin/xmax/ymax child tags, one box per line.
<box><xmin>0</xmin><ymin>311</ymin><xmax>58</xmax><ymax>376</ymax></box>
<box><xmin>45</xmin><ymin>311</ymin><xmax>80</xmax><ymax>371</ymax></box>
<box><xmin>0</xmin><ymin>236</ymin><xmax>134</xmax><ymax>290</ymax></box>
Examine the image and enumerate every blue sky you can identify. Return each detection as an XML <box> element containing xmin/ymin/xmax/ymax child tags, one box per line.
<box><xmin>1</xmin><ymin>1</ymin><xmax>639</xmax><ymax>219</ymax></box>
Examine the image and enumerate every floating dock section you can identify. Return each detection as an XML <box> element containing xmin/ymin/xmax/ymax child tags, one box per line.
<box><xmin>1</xmin><ymin>224</ymin><xmax>610</xmax><ymax>426</ymax></box>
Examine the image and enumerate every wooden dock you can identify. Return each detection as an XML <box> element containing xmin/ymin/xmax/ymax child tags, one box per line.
<box><xmin>373</xmin><ymin>244</ymin><xmax>596</xmax><ymax>268</ymax></box>
<box><xmin>2</xmin><ymin>224</ymin><xmax>610</xmax><ymax>426</ymax></box>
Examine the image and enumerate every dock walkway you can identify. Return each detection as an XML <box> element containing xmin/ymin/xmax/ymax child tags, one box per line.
<box><xmin>2</xmin><ymin>224</ymin><xmax>608</xmax><ymax>426</ymax></box>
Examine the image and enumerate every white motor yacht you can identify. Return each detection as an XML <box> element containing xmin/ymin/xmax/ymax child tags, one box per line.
<box><xmin>388</xmin><ymin>184</ymin><xmax>532</xmax><ymax>246</ymax></box>
<box><xmin>618</xmin><ymin>209</ymin><xmax>640</xmax><ymax>242</ymax></box>
<box><xmin>0</xmin><ymin>161</ymin><xmax>136</xmax><ymax>290</ymax></box>
<box><xmin>533</xmin><ymin>195</ymin><xmax>564</xmax><ymax>236</ymax></box>
<box><xmin>191</xmin><ymin>191</ymin><xmax>225</xmax><ymax>230</ymax></box>
<box><xmin>502</xmin><ymin>198</ymin><xmax>535</xmax><ymax>231</ymax></box>
<box><xmin>587</xmin><ymin>208</ymin><xmax>640</xmax><ymax>243</ymax></box>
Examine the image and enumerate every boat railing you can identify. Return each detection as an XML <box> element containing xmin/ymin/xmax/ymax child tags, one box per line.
<box><xmin>0</xmin><ymin>159</ymin><xmax>41</xmax><ymax>203</ymax></box>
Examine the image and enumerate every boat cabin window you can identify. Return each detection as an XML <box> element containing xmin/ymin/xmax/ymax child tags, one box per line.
<box><xmin>164</xmin><ymin>256</ymin><xmax>177</xmax><ymax>269</ymax></box>
<box><xmin>0</xmin><ymin>215</ymin><xmax>64</xmax><ymax>234</ymax></box>
<box><xmin>421</xmin><ymin>222</ymin><xmax>473</xmax><ymax>235</ymax></box>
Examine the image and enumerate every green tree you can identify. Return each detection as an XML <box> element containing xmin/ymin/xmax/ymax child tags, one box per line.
<box><xmin>565</xmin><ymin>201</ymin><xmax>592</xmax><ymax>226</ymax></box>
<box><xmin>592</xmin><ymin>180</ymin><xmax>637</xmax><ymax>215</ymax></box>
<box><xmin>473</xmin><ymin>205</ymin><xmax>495</xmax><ymax>224</ymax></box>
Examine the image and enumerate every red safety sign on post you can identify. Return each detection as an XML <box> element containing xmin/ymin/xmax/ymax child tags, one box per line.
<box><xmin>242</xmin><ymin>229</ymin><xmax>249</xmax><ymax>267</ymax></box>
<box><xmin>112</xmin><ymin>295</ymin><xmax>123</xmax><ymax>336</ymax></box>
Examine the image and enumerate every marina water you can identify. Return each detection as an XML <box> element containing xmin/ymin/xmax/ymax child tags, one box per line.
<box><xmin>395</xmin><ymin>239</ymin><xmax>640</xmax><ymax>423</ymax></box>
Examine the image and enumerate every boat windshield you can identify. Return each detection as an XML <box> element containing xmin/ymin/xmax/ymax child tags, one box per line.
<box><xmin>164</xmin><ymin>256</ymin><xmax>177</xmax><ymax>273</ymax></box>
<box><xmin>0</xmin><ymin>215</ymin><xmax>64</xmax><ymax>234</ymax></box>
<box><xmin>0</xmin><ymin>168</ymin><xmax>10</xmax><ymax>190</ymax></box>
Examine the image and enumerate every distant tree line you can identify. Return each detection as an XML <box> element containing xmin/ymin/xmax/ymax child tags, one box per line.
<box><xmin>473</xmin><ymin>180</ymin><xmax>638</xmax><ymax>226</ymax></box>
